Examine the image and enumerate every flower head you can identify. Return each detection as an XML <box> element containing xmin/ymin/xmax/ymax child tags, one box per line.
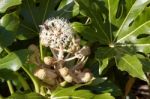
<box><xmin>40</xmin><ymin>18</ymin><xmax>74</xmax><ymax>48</ymax></box>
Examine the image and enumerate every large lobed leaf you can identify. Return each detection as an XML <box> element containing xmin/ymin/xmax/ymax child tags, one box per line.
<box><xmin>75</xmin><ymin>0</ymin><xmax>150</xmax><ymax>81</ymax></box>
<box><xmin>74</xmin><ymin>0</ymin><xmax>111</xmax><ymax>44</ymax></box>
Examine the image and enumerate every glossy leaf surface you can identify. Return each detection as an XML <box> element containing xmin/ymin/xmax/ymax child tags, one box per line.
<box><xmin>0</xmin><ymin>49</ymin><xmax>28</xmax><ymax>71</ymax></box>
<box><xmin>0</xmin><ymin>0</ymin><xmax>22</xmax><ymax>13</ymax></box>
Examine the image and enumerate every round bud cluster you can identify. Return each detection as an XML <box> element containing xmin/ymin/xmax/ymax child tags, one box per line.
<box><xmin>39</xmin><ymin>18</ymin><xmax>74</xmax><ymax>48</ymax></box>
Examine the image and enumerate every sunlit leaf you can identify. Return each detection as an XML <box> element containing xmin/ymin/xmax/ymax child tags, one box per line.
<box><xmin>72</xmin><ymin>90</ymin><xmax>94</xmax><ymax>99</ymax></box>
<box><xmin>72</xmin><ymin>3</ymin><xmax>79</xmax><ymax>17</ymax></box>
<box><xmin>51</xmin><ymin>85</ymin><xmax>81</xmax><ymax>98</ymax></box>
<box><xmin>51</xmin><ymin>85</ymin><xmax>113</xmax><ymax>99</ymax></box>
<box><xmin>7</xmin><ymin>92</ymin><xmax>46</xmax><ymax>99</ymax></box>
<box><xmin>93</xmin><ymin>93</ymin><xmax>115</xmax><ymax>99</ymax></box>
<box><xmin>0</xmin><ymin>0</ymin><xmax>22</xmax><ymax>13</ymax></box>
<box><xmin>116</xmin><ymin>54</ymin><xmax>148</xmax><ymax>82</ymax></box>
<box><xmin>57</xmin><ymin>0</ymin><xmax>73</xmax><ymax>10</ymax></box>
<box><xmin>0</xmin><ymin>49</ymin><xmax>28</xmax><ymax>71</ymax></box>
<box><xmin>0</xmin><ymin>12</ymin><xmax>20</xmax><ymax>31</ymax></box>
<box><xmin>97</xmin><ymin>58</ymin><xmax>109</xmax><ymax>75</ymax></box>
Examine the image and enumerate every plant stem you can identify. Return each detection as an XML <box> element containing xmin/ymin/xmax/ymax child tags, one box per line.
<box><xmin>21</xmin><ymin>65</ymin><xmax>40</xmax><ymax>93</ymax></box>
<box><xmin>4</xmin><ymin>48</ymin><xmax>10</xmax><ymax>54</ymax></box>
<box><xmin>40</xmin><ymin>43</ymin><xmax>44</xmax><ymax>61</ymax></box>
<box><xmin>4</xmin><ymin>49</ymin><xmax>15</xmax><ymax>94</ymax></box>
<box><xmin>40</xmin><ymin>86</ymin><xmax>46</xmax><ymax>96</ymax></box>
<box><xmin>123</xmin><ymin>76</ymin><xmax>135</xmax><ymax>99</ymax></box>
<box><xmin>15</xmin><ymin>72</ymin><xmax>31</xmax><ymax>91</ymax></box>
<box><xmin>7</xmin><ymin>80</ymin><xmax>14</xmax><ymax>94</ymax></box>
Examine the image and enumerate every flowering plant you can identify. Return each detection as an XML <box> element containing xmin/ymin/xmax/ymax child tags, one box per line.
<box><xmin>0</xmin><ymin>0</ymin><xmax>150</xmax><ymax>99</ymax></box>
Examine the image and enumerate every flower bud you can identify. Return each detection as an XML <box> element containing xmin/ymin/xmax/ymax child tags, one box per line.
<box><xmin>44</xmin><ymin>56</ymin><xmax>54</xmax><ymax>65</ymax></box>
<box><xmin>28</xmin><ymin>44</ymin><xmax>39</xmax><ymax>52</ymax></box>
<box><xmin>59</xmin><ymin>67</ymin><xmax>69</xmax><ymax>77</ymax></box>
<box><xmin>78</xmin><ymin>72</ymin><xmax>92</xmax><ymax>83</ymax></box>
<box><xmin>34</xmin><ymin>67</ymin><xmax>57</xmax><ymax>85</ymax></box>
<box><xmin>64</xmin><ymin>74</ymin><xmax>73</xmax><ymax>83</ymax></box>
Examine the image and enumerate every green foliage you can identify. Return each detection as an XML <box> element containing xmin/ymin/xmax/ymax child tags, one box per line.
<box><xmin>7</xmin><ymin>92</ymin><xmax>46</xmax><ymax>99</ymax></box>
<box><xmin>0</xmin><ymin>0</ymin><xmax>150</xmax><ymax>98</ymax></box>
<box><xmin>0</xmin><ymin>50</ymin><xmax>28</xmax><ymax>71</ymax></box>
<box><xmin>74</xmin><ymin>0</ymin><xmax>150</xmax><ymax>82</ymax></box>
<box><xmin>51</xmin><ymin>85</ymin><xmax>115</xmax><ymax>99</ymax></box>
<box><xmin>0</xmin><ymin>0</ymin><xmax>21</xmax><ymax>13</ymax></box>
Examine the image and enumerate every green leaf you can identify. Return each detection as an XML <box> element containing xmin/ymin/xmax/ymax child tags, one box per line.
<box><xmin>90</xmin><ymin>77</ymin><xmax>107</xmax><ymax>86</ymax></box>
<box><xmin>97</xmin><ymin>58</ymin><xmax>109</xmax><ymax>75</ymax></box>
<box><xmin>72</xmin><ymin>90</ymin><xmax>94</xmax><ymax>99</ymax></box>
<box><xmin>76</xmin><ymin>0</ymin><xmax>150</xmax><ymax>54</ymax></box>
<box><xmin>75</xmin><ymin>0</ymin><xmax>111</xmax><ymax>44</ymax></box>
<box><xmin>0</xmin><ymin>12</ymin><xmax>20</xmax><ymax>31</ymax></box>
<box><xmin>135</xmin><ymin>36</ymin><xmax>150</xmax><ymax>53</ymax></box>
<box><xmin>0</xmin><ymin>47</ymin><xmax>2</xmax><ymax>53</ymax></box>
<box><xmin>51</xmin><ymin>85</ymin><xmax>81</xmax><ymax>98</ymax></box>
<box><xmin>17</xmin><ymin>0</ymin><xmax>74</xmax><ymax>40</ymax></box>
<box><xmin>55</xmin><ymin>1</ymin><xmax>75</xmax><ymax>19</ymax></box>
<box><xmin>0</xmin><ymin>49</ymin><xmax>28</xmax><ymax>71</ymax></box>
<box><xmin>7</xmin><ymin>92</ymin><xmax>46</xmax><ymax>99</ymax></box>
<box><xmin>137</xmin><ymin>54</ymin><xmax>150</xmax><ymax>72</ymax></box>
<box><xmin>94</xmin><ymin>93</ymin><xmax>115</xmax><ymax>99</ymax></box>
<box><xmin>115</xmin><ymin>1</ymin><xmax>150</xmax><ymax>42</ymax></box>
<box><xmin>90</xmin><ymin>80</ymin><xmax>122</xmax><ymax>96</ymax></box>
<box><xmin>115</xmin><ymin>54</ymin><xmax>148</xmax><ymax>82</ymax></box>
<box><xmin>0</xmin><ymin>27</ymin><xmax>15</xmax><ymax>48</ymax></box>
<box><xmin>72</xmin><ymin>22</ymin><xmax>101</xmax><ymax>43</ymax></box>
<box><xmin>95</xmin><ymin>47</ymin><xmax>116</xmax><ymax>59</ymax></box>
<box><xmin>0</xmin><ymin>12</ymin><xmax>20</xmax><ymax>48</ymax></box>
<box><xmin>0</xmin><ymin>0</ymin><xmax>22</xmax><ymax>13</ymax></box>
<box><xmin>51</xmin><ymin>85</ymin><xmax>114</xmax><ymax>99</ymax></box>
<box><xmin>57</xmin><ymin>0</ymin><xmax>73</xmax><ymax>10</ymax></box>
<box><xmin>141</xmin><ymin>58</ymin><xmax>150</xmax><ymax>72</ymax></box>
<box><xmin>0</xmin><ymin>69</ymin><xmax>17</xmax><ymax>80</ymax></box>
<box><xmin>72</xmin><ymin>3</ymin><xmax>79</xmax><ymax>17</ymax></box>
<box><xmin>76</xmin><ymin>0</ymin><xmax>150</xmax><ymax>83</ymax></box>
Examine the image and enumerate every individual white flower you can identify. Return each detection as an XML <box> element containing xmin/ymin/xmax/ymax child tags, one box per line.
<box><xmin>39</xmin><ymin>18</ymin><xmax>74</xmax><ymax>48</ymax></box>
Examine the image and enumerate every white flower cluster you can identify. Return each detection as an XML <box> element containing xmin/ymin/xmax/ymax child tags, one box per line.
<box><xmin>38</xmin><ymin>18</ymin><xmax>92</xmax><ymax>85</ymax></box>
<box><xmin>39</xmin><ymin>18</ymin><xmax>74</xmax><ymax>48</ymax></box>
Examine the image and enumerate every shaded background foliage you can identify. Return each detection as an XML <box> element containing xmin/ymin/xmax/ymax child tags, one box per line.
<box><xmin>0</xmin><ymin>0</ymin><xmax>150</xmax><ymax>99</ymax></box>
